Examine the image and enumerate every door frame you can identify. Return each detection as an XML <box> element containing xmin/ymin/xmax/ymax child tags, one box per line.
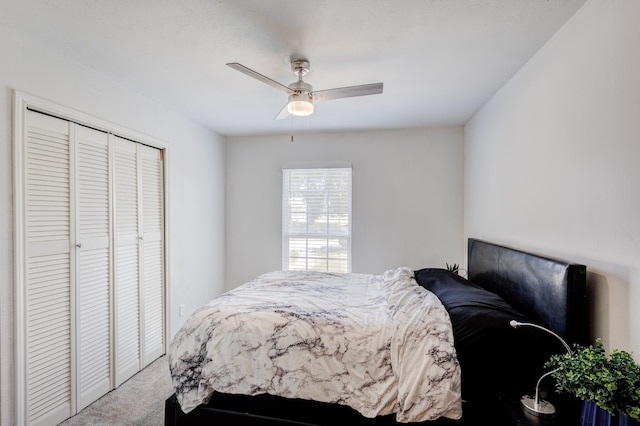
<box><xmin>12</xmin><ymin>90</ymin><xmax>171</xmax><ymax>425</ymax></box>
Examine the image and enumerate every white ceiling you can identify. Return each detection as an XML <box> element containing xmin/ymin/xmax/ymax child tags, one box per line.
<box><xmin>0</xmin><ymin>0</ymin><xmax>587</xmax><ymax>136</ymax></box>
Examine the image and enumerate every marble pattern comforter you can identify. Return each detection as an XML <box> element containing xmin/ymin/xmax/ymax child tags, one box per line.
<box><xmin>168</xmin><ymin>267</ymin><xmax>462</xmax><ymax>423</ymax></box>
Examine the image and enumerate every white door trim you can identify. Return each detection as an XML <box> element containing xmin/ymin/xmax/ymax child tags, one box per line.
<box><xmin>12</xmin><ymin>90</ymin><xmax>171</xmax><ymax>425</ymax></box>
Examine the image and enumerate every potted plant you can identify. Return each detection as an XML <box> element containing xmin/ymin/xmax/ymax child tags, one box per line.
<box><xmin>445</xmin><ymin>263</ymin><xmax>460</xmax><ymax>274</ymax></box>
<box><xmin>445</xmin><ymin>263</ymin><xmax>467</xmax><ymax>277</ymax></box>
<box><xmin>545</xmin><ymin>338</ymin><xmax>640</xmax><ymax>426</ymax></box>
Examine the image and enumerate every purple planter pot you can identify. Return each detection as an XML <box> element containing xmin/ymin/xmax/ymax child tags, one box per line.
<box><xmin>620</xmin><ymin>412</ymin><xmax>640</xmax><ymax>426</ymax></box>
<box><xmin>581</xmin><ymin>400</ymin><xmax>639</xmax><ymax>426</ymax></box>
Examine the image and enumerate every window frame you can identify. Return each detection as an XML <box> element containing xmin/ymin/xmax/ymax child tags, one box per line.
<box><xmin>282</xmin><ymin>167</ymin><xmax>352</xmax><ymax>273</ymax></box>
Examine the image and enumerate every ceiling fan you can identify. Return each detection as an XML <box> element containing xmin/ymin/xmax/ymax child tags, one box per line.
<box><xmin>226</xmin><ymin>57</ymin><xmax>383</xmax><ymax>119</ymax></box>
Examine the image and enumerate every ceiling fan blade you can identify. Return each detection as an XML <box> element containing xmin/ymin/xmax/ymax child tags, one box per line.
<box><xmin>313</xmin><ymin>82</ymin><xmax>383</xmax><ymax>102</ymax></box>
<box><xmin>226</xmin><ymin>62</ymin><xmax>294</xmax><ymax>94</ymax></box>
<box><xmin>274</xmin><ymin>103</ymin><xmax>290</xmax><ymax>120</ymax></box>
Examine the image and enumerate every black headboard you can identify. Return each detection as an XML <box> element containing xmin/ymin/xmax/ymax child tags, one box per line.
<box><xmin>467</xmin><ymin>238</ymin><xmax>588</xmax><ymax>345</ymax></box>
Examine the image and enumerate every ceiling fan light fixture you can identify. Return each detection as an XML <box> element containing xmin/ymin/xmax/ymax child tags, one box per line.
<box><xmin>226</xmin><ymin>59</ymin><xmax>383</xmax><ymax>120</ymax></box>
<box><xmin>287</xmin><ymin>93</ymin><xmax>314</xmax><ymax>116</ymax></box>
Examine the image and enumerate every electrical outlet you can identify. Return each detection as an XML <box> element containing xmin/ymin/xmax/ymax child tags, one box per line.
<box><xmin>179</xmin><ymin>304</ymin><xmax>186</xmax><ymax>317</ymax></box>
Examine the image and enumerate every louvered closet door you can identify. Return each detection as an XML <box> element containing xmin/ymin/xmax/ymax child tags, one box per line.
<box><xmin>20</xmin><ymin>105</ymin><xmax>165</xmax><ymax>425</ymax></box>
<box><xmin>75</xmin><ymin>125</ymin><xmax>112</xmax><ymax>410</ymax></box>
<box><xmin>113</xmin><ymin>140</ymin><xmax>165</xmax><ymax>381</ymax></box>
<box><xmin>24</xmin><ymin>110</ymin><xmax>74</xmax><ymax>426</ymax></box>
<box><xmin>113</xmin><ymin>136</ymin><xmax>141</xmax><ymax>386</ymax></box>
<box><xmin>140</xmin><ymin>145</ymin><xmax>165</xmax><ymax>366</ymax></box>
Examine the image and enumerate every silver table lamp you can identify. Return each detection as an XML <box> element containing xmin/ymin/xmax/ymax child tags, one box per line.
<box><xmin>509</xmin><ymin>320</ymin><xmax>573</xmax><ymax>416</ymax></box>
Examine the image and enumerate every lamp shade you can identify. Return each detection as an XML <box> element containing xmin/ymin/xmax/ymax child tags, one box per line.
<box><xmin>287</xmin><ymin>93</ymin><xmax>314</xmax><ymax>116</ymax></box>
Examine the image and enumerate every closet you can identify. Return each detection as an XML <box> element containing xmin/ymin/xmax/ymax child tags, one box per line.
<box><xmin>17</xmin><ymin>108</ymin><xmax>165</xmax><ymax>426</ymax></box>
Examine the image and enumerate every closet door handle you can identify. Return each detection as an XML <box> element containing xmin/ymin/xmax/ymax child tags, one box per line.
<box><xmin>76</xmin><ymin>243</ymin><xmax>82</xmax><ymax>248</ymax></box>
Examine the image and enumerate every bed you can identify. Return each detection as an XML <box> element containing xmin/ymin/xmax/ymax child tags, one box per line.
<box><xmin>165</xmin><ymin>238</ymin><xmax>588</xmax><ymax>425</ymax></box>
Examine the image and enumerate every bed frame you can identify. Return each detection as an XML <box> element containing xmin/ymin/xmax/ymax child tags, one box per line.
<box><xmin>165</xmin><ymin>238</ymin><xmax>588</xmax><ymax>425</ymax></box>
<box><xmin>466</xmin><ymin>239</ymin><xmax>587</xmax><ymax>345</ymax></box>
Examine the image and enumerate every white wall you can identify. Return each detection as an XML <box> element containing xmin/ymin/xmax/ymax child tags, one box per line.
<box><xmin>226</xmin><ymin>128</ymin><xmax>464</xmax><ymax>290</ymax></box>
<box><xmin>465</xmin><ymin>0</ymin><xmax>640</xmax><ymax>357</ymax></box>
<box><xmin>0</xmin><ymin>24</ymin><xmax>226</xmax><ymax>425</ymax></box>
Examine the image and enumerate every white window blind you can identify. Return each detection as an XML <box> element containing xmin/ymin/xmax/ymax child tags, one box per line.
<box><xmin>282</xmin><ymin>167</ymin><xmax>352</xmax><ymax>273</ymax></box>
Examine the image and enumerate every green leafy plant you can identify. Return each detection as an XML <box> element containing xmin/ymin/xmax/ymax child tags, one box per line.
<box><xmin>445</xmin><ymin>263</ymin><xmax>459</xmax><ymax>274</ymax></box>
<box><xmin>545</xmin><ymin>338</ymin><xmax>640</xmax><ymax>421</ymax></box>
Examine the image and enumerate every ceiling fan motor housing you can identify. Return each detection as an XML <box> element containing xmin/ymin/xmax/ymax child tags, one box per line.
<box><xmin>287</xmin><ymin>76</ymin><xmax>314</xmax><ymax>116</ymax></box>
<box><xmin>288</xmin><ymin>80</ymin><xmax>313</xmax><ymax>94</ymax></box>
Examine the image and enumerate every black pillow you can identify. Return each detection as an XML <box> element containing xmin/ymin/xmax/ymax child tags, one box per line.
<box><xmin>414</xmin><ymin>268</ymin><xmax>554</xmax><ymax>401</ymax></box>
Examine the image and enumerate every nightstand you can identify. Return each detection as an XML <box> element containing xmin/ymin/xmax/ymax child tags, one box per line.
<box><xmin>498</xmin><ymin>393</ymin><xmax>582</xmax><ymax>426</ymax></box>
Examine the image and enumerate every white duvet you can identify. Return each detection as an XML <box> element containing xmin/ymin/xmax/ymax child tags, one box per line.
<box><xmin>168</xmin><ymin>267</ymin><xmax>462</xmax><ymax>423</ymax></box>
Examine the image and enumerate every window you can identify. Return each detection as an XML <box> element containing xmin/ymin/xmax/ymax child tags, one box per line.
<box><xmin>282</xmin><ymin>167</ymin><xmax>352</xmax><ymax>273</ymax></box>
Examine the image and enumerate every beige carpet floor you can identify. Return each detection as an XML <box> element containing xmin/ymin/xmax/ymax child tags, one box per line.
<box><xmin>58</xmin><ymin>355</ymin><xmax>173</xmax><ymax>426</ymax></box>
